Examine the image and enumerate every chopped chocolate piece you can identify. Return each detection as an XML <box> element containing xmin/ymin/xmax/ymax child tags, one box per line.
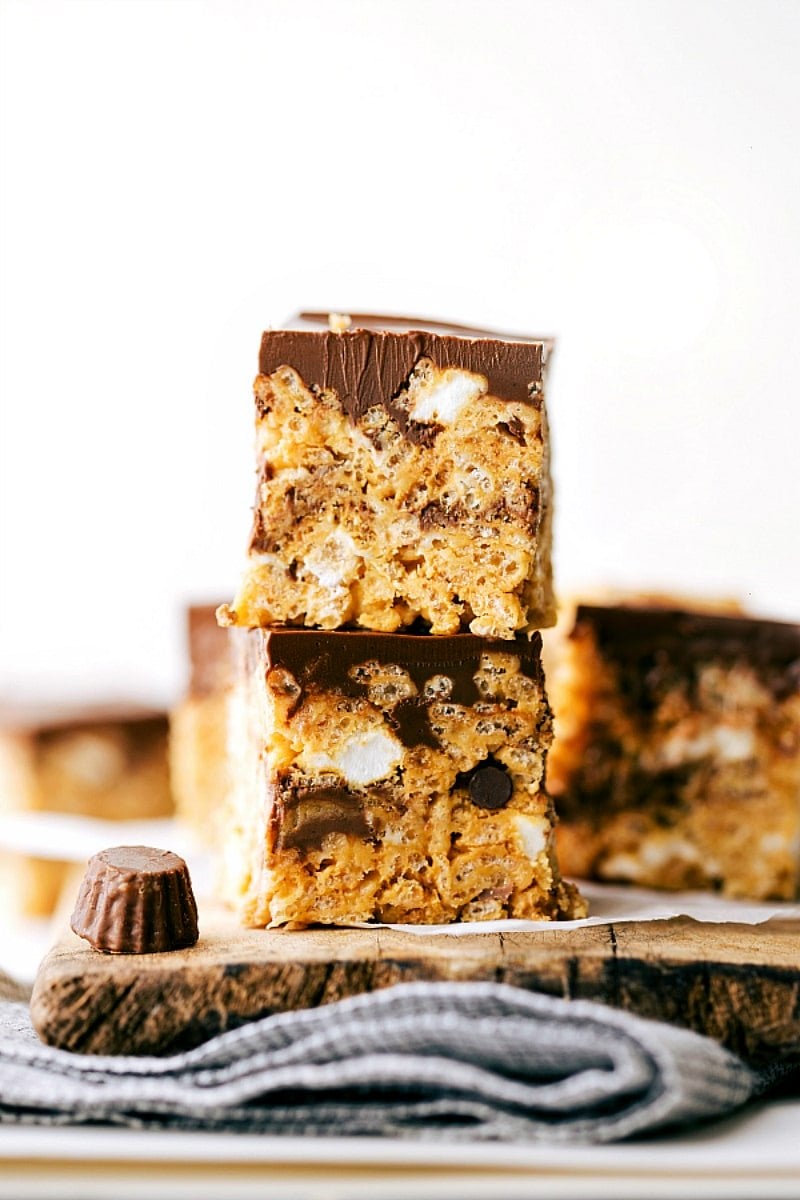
<box><xmin>271</xmin><ymin>786</ymin><xmax>374</xmax><ymax>852</ymax></box>
<box><xmin>70</xmin><ymin>846</ymin><xmax>199</xmax><ymax>954</ymax></box>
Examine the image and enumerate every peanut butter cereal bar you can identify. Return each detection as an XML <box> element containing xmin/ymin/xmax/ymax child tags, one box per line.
<box><xmin>222</xmin><ymin>627</ymin><xmax>584</xmax><ymax>927</ymax></box>
<box><xmin>219</xmin><ymin>314</ymin><xmax>555</xmax><ymax>639</ymax></box>
<box><xmin>0</xmin><ymin>704</ymin><xmax>172</xmax><ymax>917</ymax></box>
<box><xmin>549</xmin><ymin>605</ymin><xmax>800</xmax><ymax>900</ymax></box>
<box><xmin>169</xmin><ymin>604</ymin><xmax>232</xmax><ymax>845</ymax></box>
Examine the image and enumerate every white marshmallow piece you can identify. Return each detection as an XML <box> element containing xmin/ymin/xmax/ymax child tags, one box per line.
<box><xmin>306</xmin><ymin>729</ymin><xmax>403</xmax><ymax>787</ymax></box>
<box><xmin>514</xmin><ymin>814</ymin><xmax>548</xmax><ymax>863</ymax></box>
<box><xmin>408</xmin><ymin>367</ymin><xmax>487</xmax><ymax>426</ymax></box>
<box><xmin>304</xmin><ymin>529</ymin><xmax>360</xmax><ymax>591</ymax></box>
<box><xmin>659</xmin><ymin>724</ymin><xmax>756</xmax><ymax>767</ymax></box>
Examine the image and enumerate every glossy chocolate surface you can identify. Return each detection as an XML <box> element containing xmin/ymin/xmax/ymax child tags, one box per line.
<box><xmin>70</xmin><ymin>845</ymin><xmax>199</xmax><ymax>954</ymax></box>
<box><xmin>254</xmin><ymin>628</ymin><xmax>543</xmax><ymax>750</ymax></box>
<box><xmin>292</xmin><ymin>311</ymin><xmax>551</xmax><ymax>346</ymax></box>
<box><xmin>574</xmin><ymin>605</ymin><xmax>800</xmax><ymax>703</ymax></box>
<box><xmin>467</xmin><ymin>763</ymin><xmax>514</xmax><ymax>810</ymax></box>
<box><xmin>258</xmin><ymin>314</ymin><xmax>549</xmax><ymax>442</ymax></box>
<box><xmin>187</xmin><ymin>604</ymin><xmax>232</xmax><ymax>697</ymax></box>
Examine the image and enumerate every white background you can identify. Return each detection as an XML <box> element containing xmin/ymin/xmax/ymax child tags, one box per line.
<box><xmin>1</xmin><ymin>0</ymin><xmax>798</xmax><ymax>704</ymax></box>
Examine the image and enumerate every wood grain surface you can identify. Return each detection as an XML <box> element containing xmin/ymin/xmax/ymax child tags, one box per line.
<box><xmin>30</xmin><ymin>902</ymin><xmax>800</xmax><ymax>1062</ymax></box>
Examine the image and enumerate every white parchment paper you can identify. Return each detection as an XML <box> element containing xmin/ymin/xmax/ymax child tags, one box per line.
<box><xmin>375</xmin><ymin>879</ymin><xmax>800</xmax><ymax>935</ymax></box>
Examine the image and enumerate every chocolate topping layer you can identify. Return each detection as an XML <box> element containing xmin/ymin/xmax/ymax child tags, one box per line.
<box><xmin>0</xmin><ymin>702</ymin><xmax>166</xmax><ymax>736</ymax></box>
<box><xmin>259</xmin><ymin>319</ymin><xmax>547</xmax><ymax>442</ymax></box>
<box><xmin>252</xmin><ymin>628</ymin><xmax>544</xmax><ymax>750</ymax></box>
<box><xmin>187</xmin><ymin>604</ymin><xmax>232</xmax><ymax>697</ymax></box>
<box><xmin>574</xmin><ymin>605</ymin><xmax>800</xmax><ymax>703</ymax></box>
<box><xmin>293</xmin><ymin>311</ymin><xmax>552</xmax><ymax>348</ymax></box>
<box><xmin>70</xmin><ymin>845</ymin><xmax>199</xmax><ymax>954</ymax></box>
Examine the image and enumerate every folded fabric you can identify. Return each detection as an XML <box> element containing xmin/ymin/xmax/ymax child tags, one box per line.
<box><xmin>3</xmin><ymin>977</ymin><xmax>792</xmax><ymax>1142</ymax></box>
<box><xmin>0</xmin><ymin>973</ymin><xmax>28</xmax><ymax>1005</ymax></box>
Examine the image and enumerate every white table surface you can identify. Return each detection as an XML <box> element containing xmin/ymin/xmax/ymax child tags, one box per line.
<box><xmin>1</xmin><ymin>1100</ymin><xmax>800</xmax><ymax>1199</ymax></box>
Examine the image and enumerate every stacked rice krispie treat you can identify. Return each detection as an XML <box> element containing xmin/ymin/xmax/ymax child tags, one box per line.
<box><xmin>218</xmin><ymin>313</ymin><xmax>586</xmax><ymax>928</ymax></box>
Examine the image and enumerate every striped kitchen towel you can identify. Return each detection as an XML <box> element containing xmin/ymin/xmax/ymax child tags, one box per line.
<box><xmin>0</xmin><ymin>976</ymin><xmax>793</xmax><ymax>1142</ymax></box>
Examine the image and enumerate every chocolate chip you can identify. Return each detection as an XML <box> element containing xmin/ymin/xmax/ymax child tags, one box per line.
<box><xmin>468</xmin><ymin>764</ymin><xmax>513</xmax><ymax>810</ymax></box>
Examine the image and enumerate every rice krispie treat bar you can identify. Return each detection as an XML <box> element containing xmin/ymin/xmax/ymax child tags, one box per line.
<box><xmin>222</xmin><ymin>627</ymin><xmax>585</xmax><ymax>927</ymax></box>
<box><xmin>0</xmin><ymin>703</ymin><xmax>173</xmax><ymax>917</ymax></box>
<box><xmin>219</xmin><ymin>313</ymin><xmax>555</xmax><ymax>639</ymax></box>
<box><xmin>548</xmin><ymin>605</ymin><xmax>800</xmax><ymax>900</ymax></box>
<box><xmin>169</xmin><ymin>604</ymin><xmax>232</xmax><ymax>845</ymax></box>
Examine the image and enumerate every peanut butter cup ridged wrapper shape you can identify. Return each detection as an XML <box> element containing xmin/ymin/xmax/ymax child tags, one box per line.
<box><xmin>70</xmin><ymin>845</ymin><xmax>199</xmax><ymax>953</ymax></box>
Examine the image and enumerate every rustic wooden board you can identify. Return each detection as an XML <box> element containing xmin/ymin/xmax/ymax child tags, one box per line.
<box><xmin>31</xmin><ymin>902</ymin><xmax>800</xmax><ymax>1064</ymax></box>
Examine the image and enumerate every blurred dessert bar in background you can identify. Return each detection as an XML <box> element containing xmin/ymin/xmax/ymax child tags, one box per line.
<box><xmin>218</xmin><ymin>314</ymin><xmax>555</xmax><ymax>640</ymax></box>
<box><xmin>222</xmin><ymin>627</ymin><xmax>585</xmax><ymax>927</ymax></box>
<box><xmin>169</xmin><ymin>604</ymin><xmax>232</xmax><ymax>845</ymax></box>
<box><xmin>540</xmin><ymin>589</ymin><xmax>746</xmax><ymax>681</ymax></box>
<box><xmin>548</xmin><ymin>604</ymin><xmax>800</xmax><ymax>900</ymax></box>
<box><xmin>0</xmin><ymin>703</ymin><xmax>173</xmax><ymax>916</ymax></box>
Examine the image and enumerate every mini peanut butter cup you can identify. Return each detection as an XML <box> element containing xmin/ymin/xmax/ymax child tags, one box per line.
<box><xmin>70</xmin><ymin>845</ymin><xmax>199</xmax><ymax>954</ymax></box>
